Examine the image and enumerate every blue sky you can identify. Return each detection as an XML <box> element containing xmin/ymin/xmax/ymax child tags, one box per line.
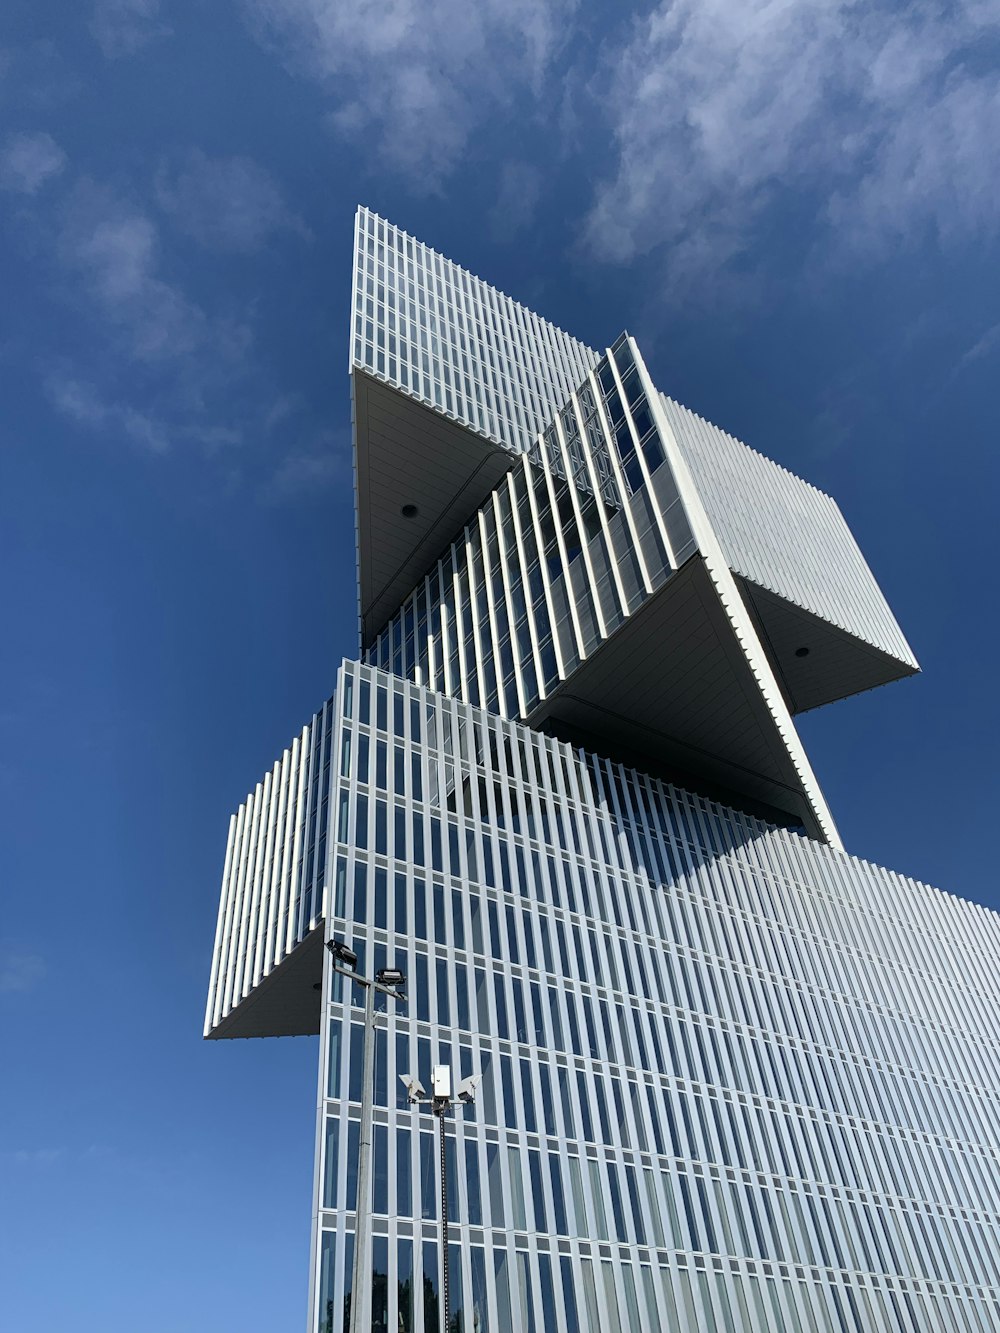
<box><xmin>1</xmin><ymin>1</ymin><xmax>998</xmax><ymax>1328</ymax></box>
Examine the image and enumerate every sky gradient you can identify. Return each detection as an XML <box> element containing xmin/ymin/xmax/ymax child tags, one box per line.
<box><xmin>2</xmin><ymin>2</ymin><xmax>999</xmax><ymax>1329</ymax></box>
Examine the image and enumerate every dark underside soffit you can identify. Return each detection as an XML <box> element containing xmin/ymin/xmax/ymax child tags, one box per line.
<box><xmin>354</xmin><ymin>370</ymin><xmax>515</xmax><ymax>648</ymax></box>
<box><xmin>205</xmin><ymin>925</ymin><xmax>324</xmax><ymax>1040</ymax></box>
<box><xmin>529</xmin><ymin>557</ymin><xmax>825</xmax><ymax>838</ymax></box>
<box><xmin>740</xmin><ymin>580</ymin><xmax>919</xmax><ymax>714</ymax></box>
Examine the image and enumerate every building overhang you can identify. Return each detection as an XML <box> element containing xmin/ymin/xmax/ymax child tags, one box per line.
<box><xmin>530</xmin><ymin>557</ymin><xmax>826</xmax><ymax>836</ymax></box>
<box><xmin>738</xmin><ymin>579</ymin><xmax>920</xmax><ymax>714</ymax></box>
<box><xmin>205</xmin><ymin>926</ymin><xmax>323</xmax><ymax>1040</ymax></box>
<box><xmin>353</xmin><ymin>369</ymin><xmax>515</xmax><ymax>648</ymax></box>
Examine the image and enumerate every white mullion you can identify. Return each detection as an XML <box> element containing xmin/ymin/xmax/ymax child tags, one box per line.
<box><xmin>439</xmin><ymin>594</ymin><xmax>455</xmax><ymax>698</ymax></box>
<box><xmin>574</xmin><ymin>385</ymin><xmax>632</xmax><ymax>618</ymax></box>
<box><xmin>606</xmin><ymin>344</ymin><xmax>679</xmax><ymax>567</ymax></box>
<box><xmin>589</xmin><ymin>364</ymin><xmax>656</xmax><ymax>595</ymax></box>
<box><xmin>452</xmin><ymin>546</ymin><xmax>471</xmax><ymax>703</ymax></box>
<box><xmin>262</xmin><ymin>748</ymin><xmax>292</xmax><ymax>975</ymax></box>
<box><xmin>519</xmin><ymin>453</ymin><xmax>569</xmax><ymax>682</ymax></box>
<box><xmin>503</xmin><ymin>471</ymin><xmax>548</xmax><ymax>702</ymax></box>
<box><xmin>465</xmin><ymin>522</ymin><xmax>490</xmax><ymax>711</ymax></box>
<box><xmin>538</xmin><ymin>441</ymin><xmax>588</xmax><ymax>663</ymax></box>
<box><xmin>284</xmin><ymin>728</ymin><xmax>311</xmax><ymax>957</ymax></box>
<box><xmin>242</xmin><ymin>768</ymin><xmax>274</xmax><ymax>998</ymax></box>
<box><xmin>217</xmin><ymin>800</ymin><xmax>253</xmax><ymax>1023</ymax></box>
<box><xmin>231</xmin><ymin>782</ymin><xmax>265</xmax><ymax>1011</ymax></box>
<box><xmin>252</xmin><ymin>759</ymin><xmax>284</xmax><ymax>989</ymax></box>
<box><xmin>294</xmin><ymin>724</ymin><xmax>321</xmax><ymax>947</ymax></box>
<box><xmin>274</xmin><ymin>731</ymin><xmax>303</xmax><ymax>965</ymax></box>
<box><xmin>552</xmin><ymin>402</ymin><xmax>610</xmax><ymax>640</ymax></box>
<box><xmin>423</xmin><ymin>570</ymin><xmax>438</xmax><ymax>690</ymax></box>
<box><xmin>206</xmin><ymin>812</ymin><xmax>240</xmax><ymax>1034</ymax></box>
<box><xmin>489</xmin><ymin>489</ymin><xmax>529</xmax><ymax>718</ymax></box>
<box><xmin>480</xmin><ymin>501</ymin><xmax>517</xmax><ymax>714</ymax></box>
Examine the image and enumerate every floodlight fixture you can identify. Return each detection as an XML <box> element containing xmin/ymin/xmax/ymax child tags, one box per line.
<box><xmin>376</xmin><ymin>967</ymin><xmax>405</xmax><ymax>988</ymax></box>
<box><xmin>457</xmin><ymin>1074</ymin><xmax>481</xmax><ymax>1105</ymax></box>
<box><xmin>399</xmin><ymin>1073</ymin><xmax>427</xmax><ymax>1102</ymax></box>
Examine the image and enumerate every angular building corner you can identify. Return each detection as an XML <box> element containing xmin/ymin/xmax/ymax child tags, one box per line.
<box><xmin>203</xmin><ymin>206</ymin><xmax>1000</xmax><ymax>1333</ymax></box>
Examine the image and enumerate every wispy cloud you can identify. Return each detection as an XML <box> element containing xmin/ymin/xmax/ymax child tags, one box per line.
<box><xmin>90</xmin><ymin>0</ymin><xmax>171</xmax><ymax>60</ymax></box>
<box><xmin>951</xmin><ymin>319</ymin><xmax>1000</xmax><ymax>380</ymax></box>
<box><xmin>29</xmin><ymin>179</ymin><xmax>262</xmax><ymax>454</ymax></box>
<box><xmin>155</xmin><ymin>149</ymin><xmax>311</xmax><ymax>253</ymax></box>
<box><xmin>0</xmin><ymin>131</ymin><xmax>66</xmax><ymax>195</ymax></box>
<box><xmin>489</xmin><ymin>161</ymin><xmax>543</xmax><ymax>243</ymax></box>
<box><xmin>45</xmin><ymin>373</ymin><xmax>170</xmax><ymax>452</ymax></box>
<box><xmin>57</xmin><ymin>179</ymin><xmax>252</xmax><ymax>369</ymax></box>
<box><xmin>0</xmin><ymin>41</ymin><xmax>82</xmax><ymax>110</ymax></box>
<box><xmin>5</xmin><ymin>1147</ymin><xmax>64</xmax><ymax>1166</ymax></box>
<box><xmin>584</xmin><ymin>0</ymin><xmax>1000</xmax><ymax>284</ymax></box>
<box><xmin>0</xmin><ymin>951</ymin><xmax>46</xmax><ymax>994</ymax></box>
<box><xmin>262</xmin><ymin>429</ymin><xmax>350</xmax><ymax>502</ymax></box>
<box><xmin>240</xmin><ymin>0</ymin><xmax>577</xmax><ymax>187</ymax></box>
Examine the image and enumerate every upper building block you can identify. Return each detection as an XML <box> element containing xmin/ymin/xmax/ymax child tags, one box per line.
<box><xmin>351</xmin><ymin>211</ymin><xmax>918</xmax><ymax>840</ymax></box>
<box><xmin>350</xmin><ymin>212</ymin><xmax>916</xmax><ymax>767</ymax></box>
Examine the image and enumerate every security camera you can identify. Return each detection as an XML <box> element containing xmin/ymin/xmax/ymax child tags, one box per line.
<box><xmin>326</xmin><ymin>939</ymin><xmax>358</xmax><ymax>969</ymax></box>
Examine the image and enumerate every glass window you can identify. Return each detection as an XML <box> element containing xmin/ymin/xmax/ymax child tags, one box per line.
<box><xmin>322</xmin><ymin>1116</ymin><xmax>339</xmax><ymax>1209</ymax></box>
<box><xmin>397</xmin><ymin>1239</ymin><xmax>414</xmax><ymax>1333</ymax></box>
<box><xmin>396</xmin><ymin>1127</ymin><xmax>411</xmax><ymax>1216</ymax></box>
<box><xmin>515</xmin><ymin>1251</ymin><xmax>536</xmax><ymax>1333</ymax></box>
<box><xmin>316</xmin><ymin>1231</ymin><xmax>337</xmax><ymax>1333</ymax></box>
<box><xmin>493</xmin><ymin>1250</ymin><xmax>513</xmax><ymax>1330</ymax></box>
<box><xmin>509</xmin><ymin>1147</ymin><xmax>527</xmax><ymax>1229</ymax></box>
<box><xmin>419</xmin><ymin>1132</ymin><xmax>436</xmax><ymax>1219</ymax></box>
<box><xmin>373</xmin><ymin>1124</ymin><xmax>388</xmax><ymax>1214</ymax></box>
<box><xmin>421</xmin><ymin>1240</ymin><xmax>438</xmax><ymax>1333</ymax></box>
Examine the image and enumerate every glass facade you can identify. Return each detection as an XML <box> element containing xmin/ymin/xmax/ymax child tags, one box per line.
<box><xmin>205</xmin><ymin>208</ymin><xmax>988</xmax><ymax>1333</ymax></box>
<box><xmin>310</xmin><ymin>660</ymin><xmax>1000</xmax><ymax>1333</ymax></box>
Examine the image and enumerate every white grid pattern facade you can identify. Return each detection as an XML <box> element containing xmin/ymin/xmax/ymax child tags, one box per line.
<box><xmin>660</xmin><ymin>394</ymin><xmax>918</xmax><ymax>666</ymax></box>
<box><xmin>205</xmin><ymin>698</ymin><xmax>335</xmax><ymax>1036</ymax></box>
<box><xmin>351</xmin><ymin>206</ymin><xmax>597</xmax><ymax>454</ymax></box>
<box><xmin>307</xmin><ymin>660</ymin><xmax>1000</xmax><ymax>1333</ymax></box>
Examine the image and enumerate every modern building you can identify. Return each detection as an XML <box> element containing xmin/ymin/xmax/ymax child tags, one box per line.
<box><xmin>204</xmin><ymin>207</ymin><xmax>1000</xmax><ymax>1332</ymax></box>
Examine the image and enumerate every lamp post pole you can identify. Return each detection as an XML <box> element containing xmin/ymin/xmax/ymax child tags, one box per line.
<box><xmin>437</xmin><ymin>1098</ymin><xmax>450</xmax><ymax>1333</ymax></box>
<box><xmin>400</xmin><ymin>1066</ymin><xmax>480</xmax><ymax>1333</ymax></box>
<box><xmin>327</xmin><ymin>940</ymin><xmax>405</xmax><ymax>1333</ymax></box>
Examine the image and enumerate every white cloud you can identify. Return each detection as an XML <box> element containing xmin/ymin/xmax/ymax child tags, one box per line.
<box><xmin>155</xmin><ymin>149</ymin><xmax>310</xmax><ymax>252</ymax></box>
<box><xmin>46</xmin><ymin>374</ymin><xmax>171</xmax><ymax>452</ymax></box>
<box><xmin>43</xmin><ymin>181</ymin><xmax>258</xmax><ymax>453</ymax></box>
<box><xmin>90</xmin><ymin>0</ymin><xmax>171</xmax><ymax>59</ymax></box>
<box><xmin>0</xmin><ymin>41</ymin><xmax>82</xmax><ymax>110</ymax></box>
<box><xmin>952</xmin><ymin>320</ymin><xmax>1000</xmax><ymax>379</ymax></box>
<box><xmin>0</xmin><ymin>131</ymin><xmax>66</xmax><ymax>195</ymax></box>
<box><xmin>0</xmin><ymin>951</ymin><xmax>45</xmax><ymax>994</ymax></box>
<box><xmin>584</xmin><ymin>0</ymin><xmax>1000</xmax><ymax>281</ymax></box>
<box><xmin>57</xmin><ymin>179</ymin><xmax>251</xmax><ymax>368</ymax></box>
<box><xmin>240</xmin><ymin>0</ymin><xmax>577</xmax><ymax>186</ymax></box>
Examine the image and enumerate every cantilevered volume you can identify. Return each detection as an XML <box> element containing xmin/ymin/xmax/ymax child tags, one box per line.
<box><xmin>204</xmin><ymin>207</ymin><xmax>1000</xmax><ymax>1333</ymax></box>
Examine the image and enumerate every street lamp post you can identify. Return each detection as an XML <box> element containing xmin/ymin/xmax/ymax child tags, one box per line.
<box><xmin>400</xmin><ymin>1066</ymin><xmax>480</xmax><ymax>1333</ymax></box>
<box><xmin>326</xmin><ymin>939</ymin><xmax>406</xmax><ymax>1333</ymax></box>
